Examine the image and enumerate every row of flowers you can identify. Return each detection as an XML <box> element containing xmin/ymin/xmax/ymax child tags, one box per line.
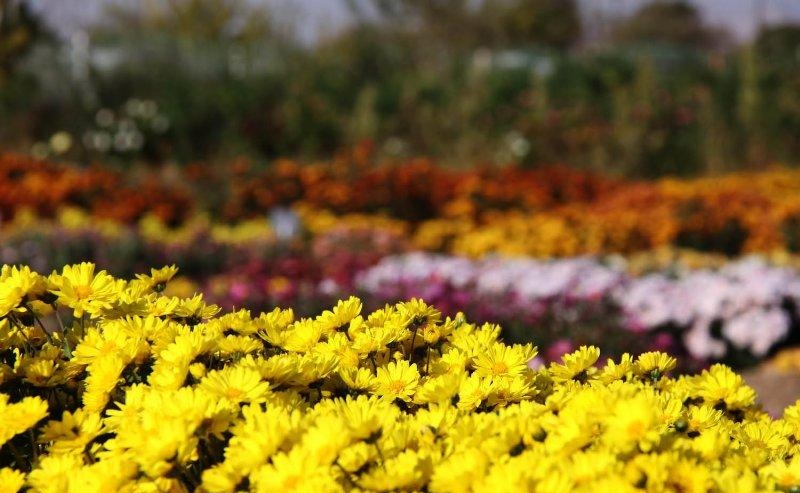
<box><xmin>7</xmin><ymin>149</ymin><xmax>800</xmax><ymax>257</ymax></box>
<box><xmin>0</xmin><ymin>151</ymin><xmax>614</xmax><ymax>224</ymax></box>
<box><xmin>2</xmin><ymin>263</ymin><xmax>800</xmax><ymax>492</ymax></box>
<box><xmin>9</xmin><ymin>151</ymin><xmax>800</xmax><ymax>255</ymax></box>
<box><xmin>355</xmin><ymin>254</ymin><xmax>800</xmax><ymax>366</ymax></box>
<box><xmin>4</xmin><ymin>210</ymin><xmax>800</xmax><ymax>367</ymax></box>
<box><xmin>0</xmin><ymin>207</ymin><xmax>405</xmax><ymax>285</ymax></box>
<box><xmin>0</xmin><ymin>154</ymin><xmax>192</xmax><ymax>224</ymax></box>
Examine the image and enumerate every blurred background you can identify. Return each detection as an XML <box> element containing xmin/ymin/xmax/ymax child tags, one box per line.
<box><xmin>4</xmin><ymin>0</ymin><xmax>800</xmax><ymax>177</ymax></box>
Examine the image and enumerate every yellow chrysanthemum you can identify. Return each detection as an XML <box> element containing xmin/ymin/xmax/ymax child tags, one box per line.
<box><xmin>0</xmin><ymin>468</ymin><xmax>25</xmax><ymax>493</ymax></box>
<box><xmin>0</xmin><ymin>393</ymin><xmax>49</xmax><ymax>447</ymax></box>
<box><xmin>374</xmin><ymin>360</ymin><xmax>420</xmax><ymax>402</ymax></box>
<box><xmin>634</xmin><ymin>351</ymin><xmax>677</xmax><ymax>381</ymax></box>
<box><xmin>50</xmin><ymin>262</ymin><xmax>118</xmax><ymax>317</ymax></box>
<box><xmin>549</xmin><ymin>346</ymin><xmax>601</xmax><ymax>383</ymax></box>
<box><xmin>134</xmin><ymin>265</ymin><xmax>179</xmax><ymax>293</ymax></box>
<box><xmin>0</xmin><ymin>265</ymin><xmax>47</xmax><ymax>318</ymax></box>
<box><xmin>2</xmin><ymin>269</ymin><xmax>800</xmax><ymax>492</ymax></box>
<box><xmin>200</xmin><ymin>364</ymin><xmax>271</xmax><ymax>404</ymax></box>
<box><xmin>472</xmin><ymin>342</ymin><xmax>537</xmax><ymax>379</ymax></box>
<box><xmin>39</xmin><ymin>409</ymin><xmax>103</xmax><ymax>456</ymax></box>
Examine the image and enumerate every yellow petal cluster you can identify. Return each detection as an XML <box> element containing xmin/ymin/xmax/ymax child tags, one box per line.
<box><xmin>1</xmin><ymin>263</ymin><xmax>800</xmax><ymax>492</ymax></box>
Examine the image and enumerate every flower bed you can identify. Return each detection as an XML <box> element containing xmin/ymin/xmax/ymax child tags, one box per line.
<box><xmin>2</xmin><ymin>263</ymin><xmax>800</xmax><ymax>492</ymax></box>
<box><xmin>5</xmin><ymin>208</ymin><xmax>800</xmax><ymax>368</ymax></box>
<box><xmin>0</xmin><ymin>154</ymin><xmax>192</xmax><ymax>224</ymax></box>
<box><xmin>9</xmin><ymin>152</ymin><xmax>800</xmax><ymax>256</ymax></box>
<box><xmin>357</xmin><ymin>254</ymin><xmax>800</xmax><ymax>366</ymax></box>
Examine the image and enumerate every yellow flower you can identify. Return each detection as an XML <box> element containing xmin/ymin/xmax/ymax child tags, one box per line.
<box><xmin>315</xmin><ymin>295</ymin><xmax>362</xmax><ymax>332</ymax></box>
<box><xmin>761</xmin><ymin>455</ymin><xmax>800</xmax><ymax>490</ymax></box>
<box><xmin>414</xmin><ymin>373</ymin><xmax>461</xmax><ymax>405</ymax></box>
<box><xmin>202</xmin><ymin>404</ymin><xmax>300</xmax><ymax>491</ymax></box>
<box><xmin>134</xmin><ymin>265</ymin><xmax>179</xmax><ymax>293</ymax></box>
<box><xmin>447</xmin><ymin>322</ymin><xmax>501</xmax><ymax>359</ymax></box>
<box><xmin>82</xmin><ymin>354</ymin><xmax>127</xmax><ymax>412</ymax></box>
<box><xmin>50</xmin><ymin>262</ymin><xmax>118</xmax><ymax>317</ymax></box>
<box><xmin>350</xmin><ymin>325</ymin><xmax>398</xmax><ymax>355</ymax></box>
<box><xmin>19</xmin><ymin>357</ymin><xmax>59</xmax><ymax>387</ymax></box>
<box><xmin>472</xmin><ymin>342</ymin><xmax>537</xmax><ymax>379</ymax></box>
<box><xmin>6</xmin><ymin>277</ymin><xmax>800</xmax><ymax>491</ymax></box>
<box><xmin>375</xmin><ymin>360</ymin><xmax>420</xmax><ymax>402</ymax></box>
<box><xmin>39</xmin><ymin>409</ymin><xmax>103</xmax><ymax>456</ymax></box>
<box><xmin>65</xmin><ymin>456</ymin><xmax>138</xmax><ymax>493</ymax></box>
<box><xmin>548</xmin><ymin>346</ymin><xmax>600</xmax><ymax>383</ymax></box>
<box><xmin>486</xmin><ymin>375</ymin><xmax>536</xmax><ymax>406</ymax></box>
<box><xmin>0</xmin><ymin>265</ymin><xmax>47</xmax><ymax>318</ymax></box>
<box><xmin>301</xmin><ymin>414</ymin><xmax>353</xmax><ymax>466</ymax></box>
<box><xmin>250</xmin><ymin>449</ymin><xmax>341</xmax><ymax>493</ymax></box>
<box><xmin>696</xmin><ymin>364</ymin><xmax>757</xmax><ymax>410</ymax></box>
<box><xmin>339</xmin><ymin>366</ymin><xmax>378</xmax><ymax>392</ymax></box>
<box><xmin>27</xmin><ymin>454</ymin><xmax>83</xmax><ymax>493</ymax></box>
<box><xmin>397</xmin><ymin>298</ymin><xmax>442</xmax><ymax>351</ymax></box>
<box><xmin>173</xmin><ymin>293</ymin><xmax>220</xmax><ymax>324</ymax></box>
<box><xmin>334</xmin><ymin>395</ymin><xmax>397</xmax><ymax>441</ymax></box>
<box><xmin>634</xmin><ymin>351</ymin><xmax>677</xmax><ymax>381</ymax></box>
<box><xmin>201</xmin><ymin>463</ymin><xmax>241</xmax><ymax>493</ymax></box>
<box><xmin>72</xmin><ymin>323</ymin><xmax>146</xmax><ymax>366</ymax></box>
<box><xmin>683</xmin><ymin>404</ymin><xmax>723</xmax><ymax>436</ymax></box>
<box><xmin>200</xmin><ymin>364</ymin><xmax>271</xmax><ymax>404</ymax></box>
<box><xmin>735</xmin><ymin>420</ymin><xmax>790</xmax><ymax>461</ymax></box>
<box><xmin>0</xmin><ymin>468</ymin><xmax>25</xmax><ymax>493</ymax></box>
<box><xmin>315</xmin><ymin>332</ymin><xmax>361</xmax><ymax>370</ymax></box>
<box><xmin>105</xmin><ymin>387</ymin><xmax>217</xmax><ymax>478</ymax></box>
<box><xmin>457</xmin><ymin>374</ymin><xmax>494</xmax><ymax>411</ymax></box>
<box><xmin>215</xmin><ymin>334</ymin><xmax>264</xmax><ymax>355</ymax></box>
<box><xmin>358</xmin><ymin>449</ymin><xmax>431</xmax><ymax>492</ymax></box>
<box><xmin>214</xmin><ymin>309</ymin><xmax>259</xmax><ymax>336</ymax></box>
<box><xmin>254</xmin><ymin>306</ymin><xmax>295</xmax><ymax>347</ymax></box>
<box><xmin>603</xmin><ymin>393</ymin><xmax>662</xmax><ymax>452</ymax></box>
<box><xmin>664</xmin><ymin>458</ymin><xmax>711</xmax><ymax>493</ymax></box>
<box><xmin>283</xmin><ymin>318</ymin><xmax>325</xmax><ymax>353</ymax></box>
<box><xmin>0</xmin><ymin>393</ymin><xmax>48</xmax><ymax>447</ymax></box>
<box><xmin>783</xmin><ymin>399</ymin><xmax>800</xmax><ymax>442</ymax></box>
<box><xmin>430</xmin><ymin>449</ymin><xmax>490</xmax><ymax>493</ymax></box>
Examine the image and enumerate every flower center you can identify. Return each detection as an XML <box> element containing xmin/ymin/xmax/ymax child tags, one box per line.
<box><xmin>75</xmin><ymin>285</ymin><xmax>93</xmax><ymax>299</ymax></box>
<box><xmin>389</xmin><ymin>380</ymin><xmax>406</xmax><ymax>394</ymax></box>
<box><xmin>491</xmin><ymin>362</ymin><xmax>509</xmax><ymax>376</ymax></box>
<box><xmin>627</xmin><ymin>421</ymin><xmax>645</xmax><ymax>439</ymax></box>
<box><xmin>225</xmin><ymin>388</ymin><xmax>243</xmax><ymax>400</ymax></box>
<box><xmin>779</xmin><ymin>473</ymin><xmax>796</xmax><ymax>487</ymax></box>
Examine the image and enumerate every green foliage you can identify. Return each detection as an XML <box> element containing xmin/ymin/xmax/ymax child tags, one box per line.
<box><xmin>2</xmin><ymin>0</ymin><xmax>800</xmax><ymax>178</ymax></box>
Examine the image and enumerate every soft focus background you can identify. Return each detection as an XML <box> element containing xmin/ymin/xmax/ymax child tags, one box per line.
<box><xmin>6</xmin><ymin>0</ymin><xmax>800</xmax><ymax>410</ymax></box>
<box><xmin>4</xmin><ymin>0</ymin><xmax>800</xmax><ymax>175</ymax></box>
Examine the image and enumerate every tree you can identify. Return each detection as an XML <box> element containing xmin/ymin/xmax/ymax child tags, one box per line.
<box><xmin>0</xmin><ymin>0</ymin><xmax>45</xmax><ymax>83</ymax></box>
<box><xmin>611</xmin><ymin>1</ymin><xmax>720</xmax><ymax>49</ymax></box>
<box><xmin>99</xmin><ymin>0</ymin><xmax>272</xmax><ymax>44</ymax></box>
<box><xmin>497</xmin><ymin>0</ymin><xmax>581</xmax><ymax>49</ymax></box>
<box><xmin>755</xmin><ymin>24</ymin><xmax>800</xmax><ymax>66</ymax></box>
<box><xmin>346</xmin><ymin>0</ymin><xmax>581</xmax><ymax>51</ymax></box>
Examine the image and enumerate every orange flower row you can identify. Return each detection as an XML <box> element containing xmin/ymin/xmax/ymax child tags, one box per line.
<box><xmin>412</xmin><ymin>167</ymin><xmax>800</xmax><ymax>257</ymax></box>
<box><xmin>0</xmin><ymin>154</ymin><xmax>193</xmax><ymax>223</ymax></box>
<box><xmin>5</xmin><ymin>150</ymin><xmax>800</xmax><ymax>257</ymax></box>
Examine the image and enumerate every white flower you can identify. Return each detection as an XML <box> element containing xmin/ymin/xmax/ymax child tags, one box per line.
<box><xmin>684</xmin><ymin>318</ymin><xmax>726</xmax><ymax>359</ymax></box>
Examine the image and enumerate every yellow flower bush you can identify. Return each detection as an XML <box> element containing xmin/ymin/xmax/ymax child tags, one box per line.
<box><xmin>3</xmin><ymin>262</ymin><xmax>800</xmax><ymax>492</ymax></box>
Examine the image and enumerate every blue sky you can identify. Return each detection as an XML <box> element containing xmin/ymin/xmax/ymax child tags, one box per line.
<box><xmin>30</xmin><ymin>0</ymin><xmax>800</xmax><ymax>44</ymax></box>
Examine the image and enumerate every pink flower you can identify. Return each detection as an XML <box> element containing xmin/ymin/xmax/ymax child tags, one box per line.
<box><xmin>546</xmin><ymin>339</ymin><xmax>575</xmax><ymax>362</ymax></box>
<box><xmin>229</xmin><ymin>281</ymin><xmax>250</xmax><ymax>303</ymax></box>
